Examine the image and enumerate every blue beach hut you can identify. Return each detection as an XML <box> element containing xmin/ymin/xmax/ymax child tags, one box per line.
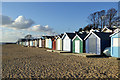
<box><xmin>110</xmin><ymin>29</ymin><xmax>120</xmax><ymax>58</ymax></box>
<box><xmin>30</xmin><ymin>39</ymin><xmax>33</xmax><ymax>47</ymax></box>
<box><xmin>45</xmin><ymin>36</ymin><xmax>53</xmax><ymax>49</ymax></box>
<box><xmin>49</xmin><ymin>38</ymin><xmax>52</xmax><ymax>49</ymax></box>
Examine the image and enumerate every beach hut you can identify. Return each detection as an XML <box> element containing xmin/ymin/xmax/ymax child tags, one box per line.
<box><xmin>30</xmin><ymin>39</ymin><xmax>33</xmax><ymax>47</ymax></box>
<box><xmin>42</xmin><ymin>39</ymin><xmax>45</xmax><ymax>48</ymax></box>
<box><xmin>22</xmin><ymin>39</ymin><xmax>26</xmax><ymax>46</ymax></box>
<box><xmin>62</xmin><ymin>33</ymin><xmax>76</xmax><ymax>52</ymax></box>
<box><xmin>45</xmin><ymin>37</ymin><xmax>49</xmax><ymax>48</ymax></box>
<box><xmin>19</xmin><ymin>41</ymin><xmax>22</xmax><ymax>45</ymax></box>
<box><xmin>32</xmin><ymin>39</ymin><xmax>35</xmax><ymax>47</ymax></box>
<box><xmin>84</xmin><ymin>32</ymin><xmax>112</xmax><ymax>55</ymax></box>
<box><xmin>41</xmin><ymin>36</ymin><xmax>46</xmax><ymax>48</ymax></box>
<box><xmin>25</xmin><ymin>39</ymin><xmax>28</xmax><ymax>46</ymax></box>
<box><xmin>48</xmin><ymin>36</ymin><xmax>53</xmax><ymax>49</ymax></box>
<box><xmin>72</xmin><ymin>33</ymin><xmax>87</xmax><ymax>53</ymax></box>
<box><xmin>38</xmin><ymin>38</ymin><xmax>42</xmax><ymax>48</ymax></box>
<box><xmin>110</xmin><ymin>29</ymin><xmax>120</xmax><ymax>58</ymax></box>
<box><xmin>34</xmin><ymin>39</ymin><xmax>38</xmax><ymax>47</ymax></box>
<box><xmin>56</xmin><ymin>34</ymin><xmax>64</xmax><ymax>51</ymax></box>
<box><xmin>101</xmin><ymin>26</ymin><xmax>116</xmax><ymax>33</ymax></box>
<box><xmin>19</xmin><ymin>39</ymin><xmax>22</xmax><ymax>45</ymax></box>
<box><xmin>25</xmin><ymin>39</ymin><xmax>29</xmax><ymax>47</ymax></box>
<box><xmin>45</xmin><ymin>36</ymin><xmax>53</xmax><ymax>49</ymax></box>
<box><xmin>52</xmin><ymin>36</ymin><xmax>58</xmax><ymax>50</ymax></box>
<box><xmin>28</xmin><ymin>39</ymin><xmax>31</xmax><ymax>47</ymax></box>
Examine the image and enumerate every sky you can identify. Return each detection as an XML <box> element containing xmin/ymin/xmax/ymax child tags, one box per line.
<box><xmin>1</xmin><ymin>2</ymin><xmax>119</xmax><ymax>42</ymax></box>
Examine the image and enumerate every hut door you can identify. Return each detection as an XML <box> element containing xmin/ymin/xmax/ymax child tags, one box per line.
<box><xmin>63</xmin><ymin>39</ymin><xmax>70</xmax><ymax>51</ymax></box>
<box><xmin>75</xmin><ymin>40</ymin><xmax>80</xmax><ymax>53</ymax></box>
<box><xmin>89</xmin><ymin>38</ymin><xmax>97</xmax><ymax>54</ymax></box>
<box><xmin>58</xmin><ymin>39</ymin><xmax>60</xmax><ymax>50</ymax></box>
<box><xmin>39</xmin><ymin>40</ymin><xmax>41</xmax><ymax>47</ymax></box>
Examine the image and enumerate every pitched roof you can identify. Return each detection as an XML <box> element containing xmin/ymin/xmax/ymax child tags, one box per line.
<box><xmin>108</xmin><ymin>27</ymin><xmax>117</xmax><ymax>31</ymax></box>
<box><xmin>45</xmin><ymin>36</ymin><xmax>54</xmax><ymax>39</ymax></box>
<box><xmin>110</xmin><ymin>30</ymin><xmax>120</xmax><ymax>37</ymax></box>
<box><xmin>94</xmin><ymin>32</ymin><xmax>112</xmax><ymax>40</ymax></box>
<box><xmin>19</xmin><ymin>38</ymin><xmax>26</xmax><ymax>41</ymax></box>
<box><xmin>102</xmin><ymin>26</ymin><xmax>117</xmax><ymax>32</ymax></box>
<box><xmin>84</xmin><ymin>32</ymin><xmax>112</xmax><ymax>40</ymax></box>
<box><xmin>77</xmin><ymin>33</ymin><xmax>88</xmax><ymax>40</ymax></box>
<box><xmin>59</xmin><ymin>34</ymin><xmax>64</xmax><ymax>38</ymax></box>
<box><xmin>66</xmin><ymin>33</ymin><xmax>76</xmax><ymax>39</ymax></box>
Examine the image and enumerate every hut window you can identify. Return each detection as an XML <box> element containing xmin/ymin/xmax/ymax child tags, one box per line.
<box><xmin>113</xmin><ymin>38</ymin><xmax>120</xmax><ymax>47</ymax></box>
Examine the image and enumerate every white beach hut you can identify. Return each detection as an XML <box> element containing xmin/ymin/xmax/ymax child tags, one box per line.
<box><xmin>62</xmin><ymin>33</ymin><xmax>76</xmax><ymax>52</ymax></box>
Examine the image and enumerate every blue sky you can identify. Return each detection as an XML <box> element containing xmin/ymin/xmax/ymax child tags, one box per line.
<box><xmin>1</xmin><ymin>2</ymin><xmax>118</xmax><ymax>42</ymax></box>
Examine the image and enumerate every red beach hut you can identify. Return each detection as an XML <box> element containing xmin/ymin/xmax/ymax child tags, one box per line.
<box><xmin>52</xmin><ymin>37</ymin><xmax>57</xmax><ymax>50</ymax></box>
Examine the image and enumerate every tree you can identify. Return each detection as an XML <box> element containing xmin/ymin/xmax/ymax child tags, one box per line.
<box><xmin>83</xmin><ymin>24</ymin><xmax>93</xmax><ymax>31</ymax></box>
<box><xmin>112</xmin><ymin>16</ymin><xmax>120</xmax><ymax>27</ymax></box>
<box><xmin>24</xmin><ymin>34</ymin><xmax>32</xmax><ymax>39</ymax></box>
<box><xmin>88</xmin><ymin>11</ymin><xmax>102</xmax><ymax>29</ymax></box>
<box><xmin>106</xmin><ymin>8</ymin><xmax>117</xmax><ymax>27</ymax></box>
<box><xmin>98</xmin><ymin>10</ymin><xmax>106</xmax><ymax>28</ymax></box>
<box><xmin>88</xmin><ymin>12</ymin><xmax>96</xmax><ymax>28</ymax></box>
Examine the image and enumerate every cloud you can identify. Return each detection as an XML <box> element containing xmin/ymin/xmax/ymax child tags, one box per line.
<box><xmin>2</xmin><ymin>29</ymin><xmax>26</xmax><ymax>42</ymax></box>
<box><xmin>28</xmin><ymin>25</ymin><xmax>56</xmax><ymax>35</ymax></box>
<box><xmin>1</xmin><ymin>15</ymin><xmax>34</xmax><ymax>29</ymax></box>
<box><xmin>1</xmin><ymin>15</ymin><xmax>57</xmax><ymax>42</ymax></box>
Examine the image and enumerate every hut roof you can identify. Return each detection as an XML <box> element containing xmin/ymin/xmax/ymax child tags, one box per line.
<box><xmin>102</xmin><ymin>26</ymin><xmax>117</xmax><ymax>32</ymax></box>
<box><xmin>77</xmin><ymin>33</ymin><xmax>88</xmax><ymax>40</ymax></box>
<box><xmin>84</xmin><ymin>32</ymin><xmax>112</xmax><ymax>40</ymax></box>
<box><xmin>45</xmin><ymin>36</ymin><xmax>54</xmax><ymax>39</ymax></box>
<box><xmin>110</xmin><ymin>30</ymin><xmax>120</xmax><ymax>37</ymax></box>
<box><xmin>66</xmin><ymin>33</ymin><xmax>76</xmax><ymax>39</ymax></box>
<box><xmin>59</xmin><ymin>34</ymin><xmax>64</xmax><ymax>38</ymax></box>
<box><xmin>20</xmin><ymin>38</ymin><xmax>26</xmax><ymax>41</ymax></box>
<box><xmin>94</xmin><ymin>32</ymin><xmax>112</xmax><ymax>40</ymax></box>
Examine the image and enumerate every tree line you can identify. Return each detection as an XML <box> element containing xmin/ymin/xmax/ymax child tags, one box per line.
<box><xmin>78</xmin><ymin>8</ymin><xmax>120</xmax><ymax>32</ymax></box>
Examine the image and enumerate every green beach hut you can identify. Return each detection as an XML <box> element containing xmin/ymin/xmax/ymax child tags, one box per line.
<box><xmin>72</xmin><ymin>33</ymin><xmax>87</xmax><ymax>53</ymax></box>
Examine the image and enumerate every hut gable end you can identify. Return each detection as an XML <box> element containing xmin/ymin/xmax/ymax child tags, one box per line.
<box><xmin>84</xmin><ymin>32</ymin><xmax>100</xmax><ymax>40</ymax></box>
<box><xmin>72</xmin><ymin>35</ymin><xmax>82</xmax><ymax>41</ymax></box>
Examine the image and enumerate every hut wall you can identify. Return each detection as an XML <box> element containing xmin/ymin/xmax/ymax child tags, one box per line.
<box><xmin>52</xmin><ymin>40</ymin><xmax>56</xmax><ymax>50</ymax></box>
<box><xmin>35</xmin><ymin>40</ymin><xmax>38</xmax><ymax>47</ymax></box>
<box><xmin>26</xmin><ymin>41</ymin><xmax>29</xmax><ymax>46</ymax></box>
<box><xmin>63</xmin><ymin>35</ymin><xmax>71</xmax><ymax>52</ymax></box>
<box><xmin>85</xmin><ymin>34</ymin><xmax>100</xmax><ymax>55</ymax></box>
<box><xmin>49</xmin><ymin>39</ymin><xmax>52</xmax><ymax>49</ymax></box>
<box><xmin>56</xmin><ymin>38</ymin><xmax>62</xmax><ymax>51</ymax></box>
<box><xmin>72</xmin><ymin>36</ymin><xmax>83</xmax><ymax>53</ymax></box>
<box><xmin>56</xmin><ymin>39</ymin><xmax>58</xmax><ymax>50</ymax></box>
<box><xmin>39</xmin><ymin>39</ymin><xmax>42</xmax><ymax>47</ymax></box>
<box><xmin>42</xmin><ymin>40</ymin><xmax>45</xmax><ymax>48</ymax></box>
<box><xmin>101</xmin><ymin>39</ymin><xmax>110</xmax><ymax>54</ymax></box>
<box><xmin>28</xmin><ymin>41</ymin><xmax>30</xmax><ymax>47</ymax></box>
<box><xmin>111</xmin><ymin>33</ymin><xmax>120</xmax><ymax>57</ymax></box>
<box><xmin>45</xmin><ymin>39</ymin><xmax>49</xmax><ymax>48</ymax></box>
<box><xmin>33</xmin><ymin>41</ymin><xmax>35</xmax><ymax>47</ymax></box>
<box><xmin>30</xmin><ymin>41</ymin><xmax>33</xmax><ymax>46</ymax></box>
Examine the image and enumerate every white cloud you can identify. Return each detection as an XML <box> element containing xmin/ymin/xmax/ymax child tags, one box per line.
<box><xmin>28</xmin><ymin>25</ymin><xmax>56</xmax><ymax>35</ymax></box>
<box><xmin>2</xmin><ymin>15</ymin><xmax>34</xmax><ymax>29</ymax></box>
<box><xmin>1</xmin><ymin>15</ymin><xmax>56</xmax><ymax>35</ymax></box>
<box><xmin>2</xmin><ymin>29</ymin><xmax>26</xmax><ymax>42</ymax></box>
<box><xmin>1</xmin><ymin>15</ymin><xmax>57</xmax><ymax>42</ymax></box>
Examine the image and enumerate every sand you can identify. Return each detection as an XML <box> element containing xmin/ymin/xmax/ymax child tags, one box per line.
<box><xmin>2</xmin><ymin>44</ymin><xmax>119</xmax><ymax>79</ymax></box>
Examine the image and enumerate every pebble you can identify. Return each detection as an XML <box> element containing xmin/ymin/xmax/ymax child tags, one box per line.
<box><xmin>2</xmin><ymin>44</ymin><xmax>119</xmax><ymax>78</ymax></box>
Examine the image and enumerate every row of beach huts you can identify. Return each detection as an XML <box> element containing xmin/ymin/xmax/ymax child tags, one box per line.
<box><xmin>17</xmin><ymin>27</ymin><xmax>120</xmax><ymax>58</ymax></box>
